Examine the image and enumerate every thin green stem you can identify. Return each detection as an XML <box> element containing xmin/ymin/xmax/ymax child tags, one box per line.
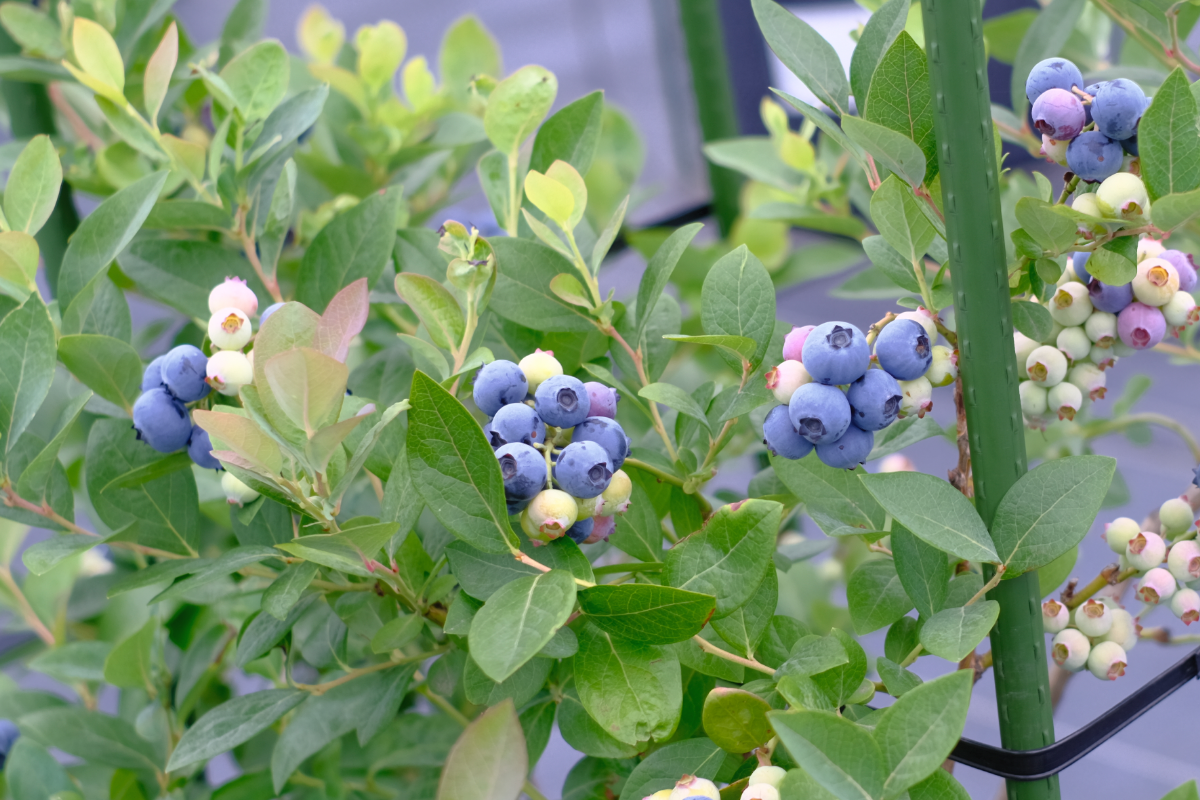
<box><xmin>1083</xmin><ymin>412</ymin><xmax>1200</xmax><ymax>462</ymax></box>
<box><xmin>1056</xmin><ymin>175</ymin><xmax>1081</xmax><ymax>205</ymax></box>
<box><xmin>691</xmin><ymin>634</ymin><xmax>775</xmax><ymax>676</ymax></box>
<box><xmin>564</xmin><ymin>228</ymin><xmax>602</xmax><ymax>306</ymax></box>
<box><xmin>506</xmin><ymin>152</ymin><xmax>520</xmax><ymax>236</ymax></box>
<box><xmin>417</xmin><ymin>682</ymin><xmax>472</xmax><ymax>726</ymax></box>
<box><xmin>623</xmin><ymin>457</ymin><xmax>683</xmax><ymax>487</ymax></box>
<box><xmin>913</xmin><ymin>257</ymin><xmax>936</xmax><ymax>312</ymax></box>
<box><xmin>592</xmin><ymin>561</ymin><xmax>664</xmax><ymax>577</ymax></box>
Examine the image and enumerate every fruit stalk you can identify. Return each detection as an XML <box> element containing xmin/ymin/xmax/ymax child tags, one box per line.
<box><xmin>919</xmin><ymin>2</ymin><xmax>1061</xmax><ymax>799</ymax></box>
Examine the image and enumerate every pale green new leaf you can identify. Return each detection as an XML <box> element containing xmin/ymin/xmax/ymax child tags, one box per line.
<box><xmin>469</xmin><ymin>570</ymin><xmax>576</xmax><ymax>682</ymax></box>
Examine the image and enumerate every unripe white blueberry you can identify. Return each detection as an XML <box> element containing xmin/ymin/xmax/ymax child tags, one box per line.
<box><xmin>1084</xmin><ymin>311</ymin><xmax>1117</xmax><ymax>347</ymax></box>
<box><xmin>208</xmin><ymin>276</ymin><xmax>258</xmax><ymax>316</ymax></box>
<box><xmin>897</xmin><ymin>376</ymin><xmax>933</xmax><ymax>419</ymax></box>
<box><xmin>1127</xmin><ymin>531</ymin><xmax>1167</xmax><ymax>571</ymax></box>
<box><xmin>1159</xmin><ymin>497</ymin><xmax>1194</xmax><ymax>537</ymax></box>
<box><xmin>1136</xmin><ymin>567</ymin><xmax>1177</xmax><ymax>605</ymax></box>
<box><xmin>879</xmin><ymin>453</ymin><xmax>916</xmax><ymax>472</ymax></box>
<box><xmin>1138</xmin><ymin>237</ymin><xmax>1166</xmax><ymax>261</ymax></box>
<box><xmin>1019</xmin><ymin>381</ymin><xmax>1049</xmax><ymax>418</ymax></box>
<box><xmin>1096</xmin><ymin>172</ymin><xmax>1149</xmax><ymax>220</ymax></box>
<box><xmin>1048</xmin><ymin>381</ymin><xmax>1082</xmax><ymax>421</ymax></box>
<box><xmin>1072</xmin><ymin>193</ymin><xmax>1106</xmax><ymax>238</ymax></box>
<box><xmin>1167</xmin><ymin>540</ymin><xmax>1200</xmax><ymax>582</ymax></box>
<box><xmin>748</xmin><ymin>767</ymin><xmax>787</xmax><ymax>790</ymax></box>
<box><xmin>1163</xmin><ymin>290</ymin><xmax>1198</xmax><ymax>330</ymax></box>
<box><xmin>669</xmin><ymin>776</ymin><xmax>720</xmax><ymax>800</ymax></box>
<box><xmin>221</xmin><ymin>472</ymin><xmax>259</xmax><ymax>506</ymax></box>
<box><xmin>925</xmin><ymin>345</ymin><xmax>957</xmax><ymax>387</ymax></box>
<box><xmin>1013</xmin><ymin>331</ymin><xmax>1040</xmax><ymax>367</ymax></box>
<box><xmin>1042</xmin><ymin>599</ymin><xmax>1069</xmax><ymax>634</ymax></box>
<box><xmin>1132</xmin><ymin>258</ymin><xmax>1179</xmax><ymax>307</ymax></box>
<box><xmin>1067</xmin><ymin>362</ymin><xmax>1106</xmax><ymax>401</ymax></box>
<box><xmin>643</xmin><ymin>792</ymin><xmax>672</xmax><ymax>800</ymax></box>
<box><xmin>206</xmin><ymin>350</ymin><xmax>253</xmax><ymax>396</ymax></box>
<box><xmin>518</xmin><ymin>349</ymin><xmax>562</xmax><ymax>392</ymax></box>
<box><xmin>1056</xmin><ymin>326</ymin><xmax>1091</xmax><ymax>361</ymax></box>
<box><xmin>1026</xmin><ymin>345</ymin><xmax>1068</xmax><ymax>387</ymax></box>
<box><xmin>208</xmin><ymin>307</ymin><xmax>252</xmax><ymax>350</ymax></box>
<box><xmin>1087</xmin><ymin>640</ymin><xmax>1127</xmax><ymax>681</ymax></box>
<box><xmin>1170</xmin><ymin>587</ymin><xmax>1200</xmax><ymax>625</ymax></box>
<box><xmin>741</xmin><ymin>785</ymin><xmax>781</xmax><ymax>800</ymax></box>
<box><xmin>1104</xmin><ymin>517</ymin><xmax>1141</xmax><ymax>555</ymax></box>
<box><xmin>1073</xmin><ymin>598</ymin><xmax>1113</xmax><ymax>637</ymax></box>
<box><xmin>765</xmin><ymin>360</ymin><xmax>811</xmax><ymax>404</ymax></box>
<box><xmin>521</xmin><ymin>489</ymin><xmax>578</xmax><ymax>542</ymax></box>
<box><xmin>1088</xmin><ymin>344</ymin><xmax>1116</xmax><ymax>369</ymax></box>
<box><xmin>574</xmin><ymin>494</ymin><xmax>603</xmax><ymax>518</ymax></box>
<box><xmin>1103</xmin><ymin>608</ymin><xmax>1139</xmax><ymax>651</ymax></box>
<box><xmin>598</xmin><ymin>469</ymin><xmax>632</xmax><ymax>516</ymax></box>
<box><xmin>1041</xmin><ymin>134</ymin><xmax>1068</xmax><ymax>166</ymax></box>
<box><xmin>1052</xmin><ymin>628</ymin><xmax>1091</xmax><ymax>672</ymax></box>
<box><xmin>896</xmin><ymin>309</ymin><xmax>938</xmax><ymax>340</ymax></box>
<box><xmin>1049</xmin><ymin>283</ymin><xmax>1093</xmax><ymax>327</ymax></box>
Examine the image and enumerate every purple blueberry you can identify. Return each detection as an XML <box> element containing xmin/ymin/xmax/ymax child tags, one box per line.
<box><xmin>141</xmin><ymin>355</ymin><xmax>166</xmax><ymax>392</ymax></box>
<box><xmin>584</xmin><ymin>382</ymin><xmax>619</xmax><ymax>418</ymax></box>
<box><xmin>1073</xmin><ymin>252</ymin><xmax>1092</xmax><ymax>284</ymax></box>
<box><xmin>565</xmin><ymin>516</ymin><xmax>594</xmax><ymax>544</ymax></box>
<box><xmin>1092</xmin><ymin>79</ymin><xmax>1147</xmax><ymax>141</ymax></box>
<box><xmin>1117</xmin><ymin>302</ymin><xmax>1166</xmax><ymax>350</ymax></box>
<box><xmin>1159</xmin><ymin>250</ymin><xmax>1197</xmax><ymax>293</ymax></box>
<box><xmin>161</xmin><ymin>345</ymin><xmax>210</xmax><ymax>402</ymax></box>
<box><xmin>0</xmin><ymin>719</ymin><xmax>18</xmax><ymax>768</ymax></box>
<box><xmin>816</xmin><ymin>424</ymin><xmax>874</xmax><ymax>470</ymax></box>
<box><xmin>1088</xmin><ymin>279</ymin><xmax>1134</xmax><ymax>314</ymax></box>
<box><xmin>1032</xmin><ymin>88</ymin><xmax>1086</xmax><ymax>140</ymax></box>
<box><xmin>132</xmin><ymin>388</ymin><xmax>192</xmax><ymax>453</ymax></box>
<box><xmin>1066</xmin><ymin>132</ymin><xmax>1122</xmax><ymax>182</ymax></box>
<box><xmin>187</xmin><ymin>426</ymin><xmax>222</xmax><ymax>470</ymax></box>
<box><xmin>874</xmin><ymin>319</ymin><xmax>932</xmax><ymax>380</ymax></box>
<box><xmin>763</xmin><ymin>404</ymin><xmax>814</xmax><ymax>460</ymax></box>
<box><xmin>489</xmin><ymin>403</ymin><xmax>545</xmax><ymax>448</ymax></box>
<box><xmin>534</xmin><ymin>374</ymin><xmax>591</xmax><ymax>429</ymax></box>
<box><xmin>497</xmin><ymin>442</ymin><xmax>546</xmax><ymax>506</ymax></box>
<box><xmin>473</xmin><ymin>360</ymin><xmax>529</xmax><ymax>416</ymax></box>
<box><xmin>788</xmin><ymin>383</ymin><xmax>851</xmax><ymax>445</ymax></box>
<box><xmin>801</xmin><ymin>321</ymin><xmax>870</xmax><ymax>385</ymax></box>
<box><xmin>846</xmin><ymin>369</ymin><xmax>903</xmax><ymax>431</ymax></box>
<box><xmin>553</xmin><ymin>441</ymin><xmax>613</xmax><ymax>498</ymax></box>
<box><xmin>1025</xmin><ymin>58</ymin><xmax>1083</xmax><ymax>106</ymax></box>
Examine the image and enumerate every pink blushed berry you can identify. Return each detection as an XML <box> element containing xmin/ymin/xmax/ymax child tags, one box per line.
<box><xmin>1117</xmin><ymin>302</ymin><xmax>1166</xmax><ymax>350</ymax></box>
<box><xmin>208</xmin><ymin>276</ymin><xmax>258</xmax><ymax>316</ymax></box>
<box><xmin>1135</xmin><ymin>567</ymin><xmax>1177</xmax><ymax>605</ymax></box>
<box><xmin>1170</xmin><ymin>588</ymin><xmax>1200</xmax><ymax>625</ymax></box>
<box><xmin>1126</xmin><ymin>531</ymin><xmax>1167</xmax><ymax>571</ymax></box>
<box><xmin>765</xmin><ymin>360</ymin><xmax>811</xmax><ymax>403</ymax></box>
<box><xmin>1042</xmin><ymin>599</ymin><xmax>1069</xmax><ymax>634</ymax></box>
<box><xmin>1167</xmin><ymin>540</ymin><xmax>1200</xmax><ymax>582</ymax></box>
<box><xmin>1052</xmin><ymin>629</ymin><xmax>1090</xmax><ymax>671</ymax></box>
<box><xmin>782</xmin><ymin>325</ymin><xmax>814</xmax><ymax>362</ymax></box>
<box><xmin>1086</xmin><ymin>640</ymin><xmax>1127</xmax><ymax>681</ymax></box>
<box><xmin>1074</xmin><ymin>598</ymin><xmax>1112</xmax><ymax>637</ymax></box>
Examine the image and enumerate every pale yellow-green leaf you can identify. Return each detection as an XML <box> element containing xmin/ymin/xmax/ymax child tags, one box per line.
<box><xmin>545</xmin><ymin>159</ymin><xmax>587</xmax><ymax>231</ymax></box>
<box><xmin>160</xmin><ymin>134</ymin><xmax>205</xmax><ymax>183</ymax></box>
<box><xmin>484</xmin><ymin>65</ymin><xmax>557</xmax><ymax>155</ymax></box>
<box><xmin>143</xmin><ymin>21</ymin><xmax>177</xmax><ymax>125</ymax></box>
<box><xmin>403</xmin><ymin>55</ymin><xmax>437</xmax><ymax>111</ymax></box>
<box><xmin>71</xmin><ymin>17</ymin><xmax>123</xmax><ymax>94</ymax></box>
<box><xmin>298</xmin><ymin>5</ymin><xmax>344</xmax><ymax>64</ymax></box>
<box><xmin>308</xmin><ymin>62</ymin><xmax>368</xmax><ymax>115</ymax></box>
<box><xmin>524</xmin><ymin>170</ymin><xmax>574</xmax><ymax>227</ymax></box>
<box><xmin>355</xmin><ymin>20</ymin><xmax>406</xmax><ymax>92</ymax></box>
<box><xmin>3</xmin><ymin>136</ymin><xmax>60</xmax><ymax>235</ymax></box>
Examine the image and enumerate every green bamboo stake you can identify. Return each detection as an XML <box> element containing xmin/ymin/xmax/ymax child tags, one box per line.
<box><xmin>919</xmin><ymin>2</ymin><xmax>1060</xmax><ymax>799</ymax></box>
<box><xmin>677</xmin><ymin>0</ymin><xmax>742</xmax><ymax>236</ymax></box>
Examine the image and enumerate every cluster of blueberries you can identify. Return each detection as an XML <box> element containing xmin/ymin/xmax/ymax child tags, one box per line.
<box><xmin>761</xmin><ymin>311</ymin><xmax>955</xmax><ymax>470</ymax></box>
<box><xmin>131</xmin><ymin>277</ymin><xmax>283</xmax><ymax>505</ymax></box>
<box><xmin>473</xmin><ymin>350</ymin><xmax>633</xmax><ymax>545</ymax></box>
<box><xmin>1016</xmin><ymin>240</ymin><xmax>1199</xmax><ymax>428</ymax></box>
<box><xmin>1043</xmin><ymin>496</ymin><xmax>1200</xmax><ymax>682</ymax></box>
<box><xmin>642</xmin><ymin>767</ymin><xmax>786</xmax><ymax>800</ymax></box>
<box><xmin>1028</xmin><ymin>57</ymin><xmax>1147</xmax><ymax>185</ymax></box>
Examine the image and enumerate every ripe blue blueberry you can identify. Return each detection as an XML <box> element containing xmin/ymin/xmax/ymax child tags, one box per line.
<box><xmin>816</xmin><ymin>424</ymin><xmax>874</xmax><ymax>470</ymax></box>
<box><xmin>553</xmin><ymin>441</ymin><xmax>613</xmax><ymax>498</ymax></box>
<box><xmin>1082</xmin><ymin>82</ymin><xmax>1103</xmax><ymax>125</ymax></box>
<box><xmin>141</xmin><ymin>355</ymin><xmax>166</xmax><ymax>391</ymax></box>
<box><xmin>1088</xmin><ymin>278</ymin><xmax>1133</xmax><ymax>314</ymax></box>
<box><xmin>788</xmin><ymin>383</ymin><xmax>851</xmax><ymax>445</ymax></box>
<box><xmin>1066</xmin><ymin>132</ymin><xmax>1122</xmax><ymax>183</ymax></box>
<box><xmin>762</xmin><ymin>404</ymin><xmax>813</xmax><ymax>460</ymax></box>
<box><xmin>1025</xmin><ymin>58</ymin><xmax>1083</xmax><ymax>105</ymax></box>
<box><xmin>489</xmin><ymin>403</ymin><xmax>546</xmax><ymax>448</ymax></box>
<box><xmin>187</xmin><ymin>426</ymin><xmax>222</xmax><ymax>470</ymax></box>
<box><xmin>584</xmin><ymin>381</ymin><xmax>620</xmax><ymax>418</ymax></box>
<box><xmin>132</xmin><ymin>388</ymin><xmax>192</xmax><ymax>453</ymax></box>
<box><xmin>1121</xmin><ymin>134</ymin><xmax>1138</xmax><ymax>156</ymax></box>
<box><xmin>0</xmin><ymin>718</ymin><xmax>18</xmax><ymax>768</ymax></box>
<box><xmin>1091</xmin><ymin>79</ymin><xmax>1147</xmax><ymax>140</ymax></box>
<box><xmin>535</xmin><ymin>374</ymin><xmax>591</xmax><ymax>428</ymax></box>
<box><xmin>1073</xmin><ymin>251</ymin><xmax>1092</xmax><ymax>284</ymax></box>
<box><xmin>259</xmin><ymin>302</ymin><xmax>285</xmax><ymax>325</ymax></box>
<box><xmin>565</xmin><ymin>515</ymin><xmax>594</xmax><ymax>544</ymax></box>
<box><xmin>473</xmin><ymin>360</ymin><xmax>529</xmax><ymax>416</ymax></box>
<box><xmin>1160</xmin><ymin>250</ymin><xmax>1198</xmax><ymax>293</ymax></box>
<box><xmin>571</xmin><ymin>417</ymin><xmax>631</xmax><ymax>470</ymax></box>
<box><xmin>874</xmin><ymin>319</ymin><xmax>932</xmax><ymax>380</ymax></box>
<box><xmin>1032</xmin><ymin>88</ymin><xmax>1086</xmax><ymax>140</ymax></box>
<box><xmin>846</xmin><ymin>369</ymin><xmax>903</xmax><ymax>431</ymax></box>
<box><xmin>801</xmin><ymin>321</ymin><xmax>870</xmax><ymax>385</ymax></box>
<box><xmin>496</xmin><ymin>442</ymin><xmax>547</xmax><ymax>507</ymax></box>
<box><xmin>162</xmin><ymin>345</ymin><xmax>211</xmax><ymax>402</ymax></box>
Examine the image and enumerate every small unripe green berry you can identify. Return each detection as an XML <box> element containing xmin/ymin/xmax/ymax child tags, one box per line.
<box><xmin>208</xmin><ymin>307</ymin><xmax>253</xmax><ymax>350</ymax></box>
<box><xmin>1042</xmin><ymin>599</ymin><xmax>1069</xmax><ymax>634</ymax></box>
<box><xmin>1096</xmin><ymin>172</ymin><xmax>1149</xmax><ymax>219</ymax></box>
<box><xmin>598</xmin><ymin>469</ymin><xmax>632</xmax><ymax>516</ymax></box>
<box><xmin>1052</xmin><ymin>628</ymin><xmax>1091</xmax><ymax>671</ymax></box>
<box><xmin>1158</xmin><ymin>497</ymin><xmax>1194</xmax><ymax>537</ymax></box>
<box><xmin>1126</xmin><ymin>531</ymin><xmax>1167</xmax><ymax>571</ymax></box>
<box><xmin>206</xmin><ymin>350</ymin><xmax>253</xmax><ymax>396</ymax></box>
<box><xmin>669</xmin><ymin>776</ymin><xmax>719</xmax><ymax>800</ymax></box>
<box><xmin>1135</xmin><ymin>567</ymin><xmax>1177</xmax><ymax>605</ymax></box>
<box><xmin>740</xmin><ymin>785</ymin><xmax>781</xmax><ymax>800</ymax></box>
<box><xmin>1170</xmin><ymin>587</ymin><xmax>1200</xmax><ymax>625</ymax></box>
<box><xmin>1026</xmin><ymin>345</ymin><xmax>1068</xmax><ymax>387</ymax></box>
<box><xmin>1056</xmin><ymin>326</ymin><xmax>1091</xmax><ymax>361</ymax></box>
<box><xmin>1048</xmin><ymin>381</ymin><xmax>1082</xmax><ymax>421</ymax></box>
<box><xmin>1086</xmin><ymin>640</ymin><xmax>1127</xmax><ymax>681</ymax></box>
<box><xmin>1068</xmin><ymin>362</ymin><xmax>1106</xmax><ymax>401</ymax></box>
<box><xmin>747</xmin><ymin>767</ymin><xmax>786</xmax><ymax>790</ymax></box>
<box><xmin>897</xmin><ymin>376</ymin><xmax>932</xmax><ymax>418</ymax></box>
<box><xmin>1073</xmin><ymin>598</ymin><xmax>1112</xmax><ymax>637</ymax></box>
<box><xmin>520</xmin><ymin>489</ymin><xmax>578</xmax><ymax>542</ymax></box>
<box><xmin>1013</xmin><ymin>331</ymin><xmax>1040</xmax><ymax>367</ymax></box>
<box><xmin>1167</xmin><ymin>540</ymin><xmax>1200</xmax><ymax>582</ymax></box>
<box><xmin>1104</xmin><ymin>517</ymin><xmax>1141</xmax><ymax>555</ymax></box>
<box><xmin>518</xmin><ymin>349</ymin><xmax>562</xmax><ymax>392</ymax></box>
<box><xmin>925</xmin><ymin>345</ymin><xmax>956</xmax><ymax>387</ymax></box>
<box><xmin>1132</xmin><ymin>258</ymin><xmax>1179</xmax><ymax>307</ymax></box>
<box><xmin>1049</xmin><ymin>283</ymin><xmax>1093</xmax><ymax>327</ymax></box>
<box><xmin>1084</xmin><ymin>311</ymin><xmax>1117</xmax><ymax>347</ymax></box>
<box><xmin>1019</xmin><ymin>381</ymin><xmax>1048</xmax><ymax>418</ymax></box>
<box><xmin>1102</xmin><ymin>607</ymin><xmax>1138</xmax><ymax>651</ymax></box>
<box><xmin>221</xmin><ymin>472</ymin><xmax>259</xmax><ymax>506</ymax></box>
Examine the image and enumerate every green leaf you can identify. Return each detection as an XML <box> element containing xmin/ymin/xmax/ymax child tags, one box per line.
<box><xmin>464</xmin><ymin>647</ymin><xmax>552</xmax><ymax>708</ymax></box>
<box><xmin>1038</xmin><ymin>546</ymin><xmax>1078</xmax><ymax>598</ymax></box>
<box><xmin>664</xmin><ymin>499</ymin><xmax>782</xmax><ymax>619</ymax></box>
<box><xmin>777</xmin><ymin>634</ymin><xmax>848</xmax><ymax>679</ymax></box>
<box><xmin>700</xmin><ymin>245</ymin><xmax>776</xmax><ymax>372</ymax></box>
<box><xmin>873</xmin><ymin>671</ymin><xmax>973</xmax><ymax>798</ymax></box>
<box><xmin>62</xmin><ymin>274</ymin><xmax>131</xmax><ymax>341</ymax></box>
<box><xmin>771</xmin><ymin>89</ymin><xmax>862</xmax><ymax>164</ymax></box>
<box><xmin>295</xmin><ymin>187</ymin><xmax>402</xmax><ymax>313</ymax></box>
<box><xmin>490</xmin><ymin>237</ymin><xmax>596</xmax><ymax>332</ymax></box>
<box><xmin>469</xmin><ymin>569</ymin><xmax>576</xmax><ymax>682</ymax></box>
<box><xmin>1012</xmin><ymin>299</ymin><xmax>1053</xmax><ymax>342</ymax></box>
<box><xmin>1140</xmin><ymin>68</ymin><xmax>1200</xmax><ymax>202</ymax></box>
<box><xmin>21</xmin><ymin>531</ymin><xmax>111</xmax><ymax>576</ymax></box>
<box><xmin>559</xmin><ymin>686</ymin><xmax>640</xmax><ymax>759</ymax></box>
<box><xmin>103</xmin><ymin>619</ymin><xmax>155</xmax><ymax>690</ymax></box>
<box><xmin>262</xmin><ymin>346</ymin><xmax>347</xmax><ymax>435</ymax></box>
<box><xmin>702</xmin><ymin>687</ymin><xmax>773</xmax><ymax>753</ymax></box>
<box><xmin>990</xmin><ymin>455</ymin><xmax>1115</xmax><ymax>575</ymax></box>
<box><xmin>445</xmin><ymin>541</ymin><xmax>540</xmax><ymax>599</ymax></box>
<box><xmin>1015</xmin><ymin>197</ymin><xmax>1077</xmax><ymax>254</ymax></box>
<box><xmin>860</xmin><ymin>472</ymin><xmax>998</xmax><ymax>562</ymax></box>
<box><xmin>907</xmin><ymin>770</ymin><xmax>972</xmax><ymax>800</ymax></box>
<box><xmin>639</xmin><ymin>382</ymin><xmax>712</xmax><ymax>432</ymax></box>
<box><xmin>151</xmin><ymin>545</ymin><xmax>280</xmax><ymax>604</ymax></box>
<box><xmin>635</xmin><ymin>222</ymin><xmax>703</xmax><ymax>343</ymax></box>
<box><xmin>608</xmin><ymin>478</ymin><xmax>663</xmax><ymax>562</ymax></box>
<box><xmin>371</xmin><ymin>614</ymin><xmax>425</xmax><ymax>653</ymax></box>
<box><xmin>770</xmin><ymin>710</ymin><xmax>886</xmax><ymax>800</ymax></box>
<box><xmin>712</xmin><ymin>566</ymin><xmax>776</xmax><ymax>657</ymax></box>
<box><xmin>841</xmin><ymin>115</ymin><xmax>927</xmax><ymax>189</ymax></box>
<box><xmin>118</xmin><ymin>239</ymin><xmax>267</xmax><ymax>321</ymax></box>
<box><xmin>23</xmin><ymin>707</ymin><xmax>162</xmax><ymax>771</ymax></box>
<box><xmin>484</xmin><ymin>64</ymin><xmax>557</xmax><ymax>154</ymax></box>
<box><xmin>549</xmin><ymin>273</ymin><xmax>592</xmax><ymax>308</ymax></box>
<box><xmin>1160</xmin><ymin>781</ymin><xmax>1200</xmax><ymax>800</ymax></box>
<box><xmin>0</xmin><ymin>292</ymin><xmax>55</xmax><ymax>454</ymax></box>
<box><xmin>437</xmin><ymin>700</ymin><xmax>528</xmax><ymax>800</ymax></box>
<box><xmin>57</xmin><ymin>171</ymin><xmax>167</xmax><ymax>311</ymax></box>
<box><xmin>770</xmin><ymin>453</ymin><xmax>886</xmax><ymax>536</ymax></box>
<box><xmin>891</xmin><ymin>523</ymin><xmax>950</xmax><ymax>618</ymax></box>
<box><xmin>876</xmin><ymin>657</ymin><xmax>923</xmax><ymax>698</ymax></box>
<box><xmin>810</xmin><ymin>629</ymin><xmax>868</xmax><ymax>708</ymax></box>
<box><xmin>704</xmin><ymin>138</ymin><xmax>803</xmax><ymax>192</ymax></box>
<box><xmin>440</xmin><ymin>15</ymin><xmax>501</xmax><ymax>102</ymax></box>
<box><xmin>263</xmin><ymin>561</ymin><xmax>319</xmax><ymax>620</ymax></box>
<box><xmin>4</xmin><ymin>135</ymin><xmax>60</xmax><ymax>235</ymax></box>
<box><xmin>408</xmin><ymin>371</ymin><xmax>517</xmax><ymax>554</ymax></box>
<box><xmin>578</xmin><ymin>584</ymin><xmax>716</xmax><ymax>645</ymax></box>
<box><xmin>6</xmin><ymin>738</ymin><xmax>73</xmax><ymax>799</ymax></box>
<box><xmin>107</xmin><ymin>558</ymin><xmax>206</xmax><ymax>598</ymax></box>
<box><xmin>71</xmin><ymin>17</ymin><xmax>125</xmax><ymax>94</ymax></box>
<box><xmin>1086</xmin><ymin>239</ymin><xmax>1137</xmax><ymax>286</ymax></box>
<box><xmin>618</xmin><ymin>737</ymin><xmax>725</xmax><ymax>800</ymax></box>
<box><xmin>1010</xmin><ymin>0</ymin><xmax>1087</xmax><ymax>119</ymax></box>
<box><xmin>919</xmin><ymin>601</ymin><xmax>1000</xmax><ymax>661</ymax></box>
<box><xmin>847</xmin><ymin>559</ymin><xmax>914</xmax><ymax>634</ymax></box>
<box><xmin>241</xmin><ymin>85</ymin><xmax>328</xmax><ymax>181</ymax></box>
<box><xmin>29</xmin><ymin>640</ymin><xmax>111</xmax><ymax>683</ymax></box>
<box><xmin>57</xmin><ymin>334</ymin><xmax>141</xmax><ymax>413</ymax></box>
<box><xmin>575</xmin><ymin>622</ymin><xmax>681</xmax><ymax>746</ymax></box>
<box><xmin>0</xmin><ymin>4</ymin><xmax>63</xmax><ymax>58</ymax></box>
<box><xmin>219</xmin><ymin>39</ymin><xmax>288</xmax><ymax>122</ymax></box>
<box><xmin>849</xmin><ymin>0</ymin><xmax>909</xmax><ymax>109</ymax></box>
<box><xmin>751</xmin><ymin>0</ymin><xmax>849</xmax><ymax>114</ymax></box>
<box><xmin>863</xmin><ymin>32</ymin><xmax>937</xmax><ymax>184</ymax></box>
<box><xmin>871</xmin><ymin>175</ymin><xmax>936</xmax><ymax>265</ymax></box>
<box><xmin>168</xmin><ymin>689</ymin><xmax>306</xmax><ymax>771</ymax></box>
<box><xmin>142</xmin><ymin>21</ymin><xmax>176</xmax><ymax>125</ymax></box>
<box><xmin>591</xmin><ymin>195</ymin><xmax>628</xmax><ymax>271</ymax></box>
<box><xmin>867</xmin><ymin>415</ymin><xmax>942</xmax><ymax>463</ymax></box>
<box><xmin>662</xmin><ymin>334</ymin><xmax>757</xmax><ymax>363</ymax></box>
<box><xmin>235</xmin><ymin>595</ymin><xmax>318</xmax><ymax>667</ymax></box>
<box><xmin>530</xmin><ymin>90</ymin><xmax>603</xmax><ymax>175</ymax></box>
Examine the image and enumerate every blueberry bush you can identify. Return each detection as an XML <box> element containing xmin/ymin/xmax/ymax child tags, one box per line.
<box><xmin>0</xmin><ymin>1</ymin><xmax>1199</xmax><ymax>799</ymax></box>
